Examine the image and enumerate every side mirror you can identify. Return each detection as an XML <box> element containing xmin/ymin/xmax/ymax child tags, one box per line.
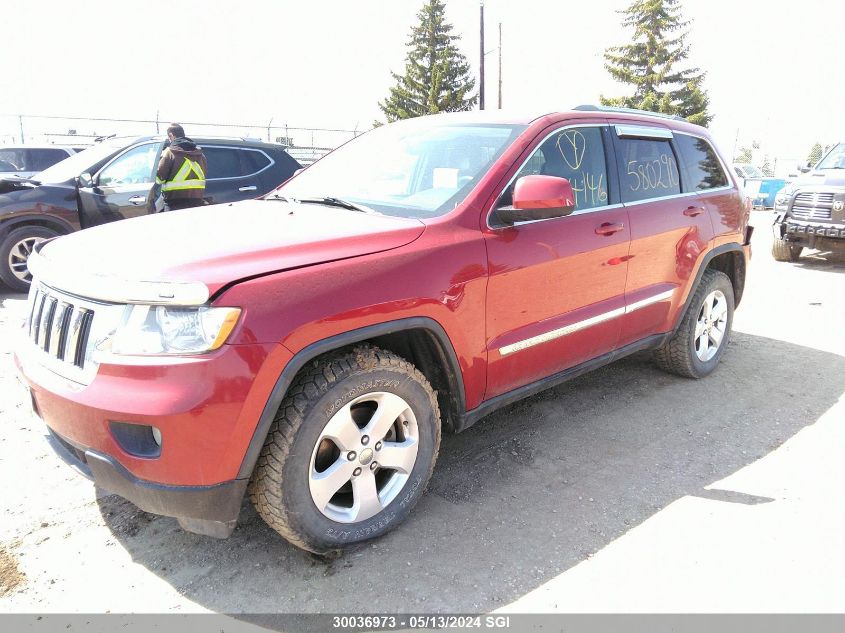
<box><xmin>799</xmin><ymin>165</ymin><xmax>812</xmax><ymax>174</ymax></box>
<box><xmin>78</xmin><ymin>172</ymin><xmax>94</xmax><ymax>188</ymax></box>
<box><xmin>495</xmin><ymin>175</ymin><xmax>576</xmax><ymax>225</ymax></box>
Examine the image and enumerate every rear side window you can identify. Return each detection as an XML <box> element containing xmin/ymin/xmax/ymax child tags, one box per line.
<box><xmin>675</xmin><ymin>134</ymin><xmax>728</xmax><ymax>191</ymax></box>
<box><xmin>0</xmin><ymin>148</ymin><xmax>68</xmax><ymax>171</ymax></box>
<box><xmin>506</xmin><ymin>126</ymin><xmax>609</xmax><ymax>211</ymax></box>
<box><xmin>203</xmin><ymin>147</ymin><xmax>242</xmax><ymax>179</ymax></box>
<box><xmin>27</xmin><ymin>149</ymin><xmax>70</xmax><ymax>171</ymax></box>
<box><xmin>616</xmin><ymin>137</ymin><xmax>681</xmax><ymax>203</ymax></box>
<box><xmin>203</xmin><ymin>146</ymin><xmax>272</xmax><ymax>179</ymax></box>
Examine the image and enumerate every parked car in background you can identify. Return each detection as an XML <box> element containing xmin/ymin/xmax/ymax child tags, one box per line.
<box><xmin>772</xmin><ymin>141</ymin><xmax>845</xmax><ymax>261</ymax></box>
<box><xmin>15</xmin><ymin>106</ymin><xmax>752</xmax><ymax>553</ymax></box>
<box><xmin>0</xmin><ymin>145</ymin><xmax>86</xmax><ymax>178</ymax></box>
<box><xmin>0</xmin><ymin>136</ymin><xmax>301</xmax><ymax>291</ymax></box>
<box><xmin>732</xmin><ymin>163</ymin><xmax>785</xmax><ymax>209</ymax></box>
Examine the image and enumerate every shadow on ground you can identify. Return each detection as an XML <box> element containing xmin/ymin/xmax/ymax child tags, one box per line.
<box><xmin>97</xmin><ymin>331</ymin><xmax>845</xmax><ymax>616</ymax></box>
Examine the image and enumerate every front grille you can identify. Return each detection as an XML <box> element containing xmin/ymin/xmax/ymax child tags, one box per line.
<box><xmin>28</xmin><ymin>287</ymin><xmax>94</xmax><ymax>369</ymax></box>
<box><xmin>791</xmin><ymin>192</ymin><xmax>834</xmax><ymax>221</ymax></box>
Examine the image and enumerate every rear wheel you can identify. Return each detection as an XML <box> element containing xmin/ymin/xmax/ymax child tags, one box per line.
<box><xmin>771</xmin><ymin>236</ymin><xmax>802</xmax><ymax>262</ymax></box>
<box><xmin>249</xmin><ymin>345</ymin><xmax>441</xmax><ymax>554</ymax></box>
<box><xmin>654</xmin><ymin>269</ymin><xmax>734</xmax><ymax>379</ymax></box>
<box><xmin>0</xmin><ymin>226</ymin><xmax>59</xmax><ymax>292</ymax></box>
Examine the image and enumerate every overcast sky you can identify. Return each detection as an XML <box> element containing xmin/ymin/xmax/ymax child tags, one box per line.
<box><xmin>2</xmin><ymin>0</ymin><xmax>841</xmax><ymax>169</ymax></box>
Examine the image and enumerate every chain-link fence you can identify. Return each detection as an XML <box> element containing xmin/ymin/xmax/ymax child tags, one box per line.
<box><xmin>0</xmin><ymin>114</ymin><xmax>365</xmax><ymax>164</ymax></box>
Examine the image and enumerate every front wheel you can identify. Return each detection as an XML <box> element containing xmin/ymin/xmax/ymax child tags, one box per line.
<box><xmin>249</xmin><ymin>346</ymin><xmax>441</xmax><ymax>554</ymax></box>
<box><xmin>0</xmin><ymin>226</ymin><xmax>60</xmax><ymax>292</ymax></box>
<box><xmin>771</xmin><ymin>236</ymin><xmax>802</xmax><ymax>262</ymax></box>
<box><xmin>653</xmin><ymin>269</ymin><xmax>735</xmax><ymax>379</ymax></box>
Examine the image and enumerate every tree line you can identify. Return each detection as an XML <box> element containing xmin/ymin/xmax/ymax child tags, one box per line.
<box><xmin>379</xmin><ymin>0</ymin><xmax>710</xmax><ymax>125</ymax></box>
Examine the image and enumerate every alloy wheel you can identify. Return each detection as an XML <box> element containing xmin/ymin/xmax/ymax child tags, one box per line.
<box><xmin>308</xmin><ymin>391</ymin><xmax>419</xmax><ymax>523</ymax></box>
<box><xmin>694</xmin><ymin>289</ymin><xmax>728</xmax><ymax>362</ymax></box>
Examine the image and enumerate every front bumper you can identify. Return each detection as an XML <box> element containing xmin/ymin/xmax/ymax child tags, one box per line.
<box><xmin>46</xmin><ymin>427</ymin><xmax>247</xmax><ymax>538</ymax></box>
<box><xmin>15</xmin><ymin>333</ymin><xmax>293</xmax><ymax>537</ymax></box>
<box><xmin>774</xmin><ymin>214</ymin><xmax>845</xmax><ymax>245</ymax></box>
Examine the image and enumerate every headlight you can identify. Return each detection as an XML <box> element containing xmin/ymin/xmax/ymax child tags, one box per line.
<box><xmin>99</xmin><ymin>305</ymin><xmax>241</xmax><ymax>356</ymax></box>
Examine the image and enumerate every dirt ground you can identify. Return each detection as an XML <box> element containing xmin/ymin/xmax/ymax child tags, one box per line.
<box><xmin>0</xmin><ymin>210</ymin><xmax>843</xmax><ymax>615</ymax></box>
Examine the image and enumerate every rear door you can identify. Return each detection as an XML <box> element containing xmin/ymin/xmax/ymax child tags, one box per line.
<box><xmin>483</xmin><ymin>122</ymin><xmax>631</xmax><ymax>398</ymax></box>
<box><xmin>201</xmin><ymin>145</ymin><xmax>275</xmax><ymax>204</ymax></box>
<box><xmin>612</xmin><ymin>124</ymin><xmax>715</xmax><ymax>347</ymax></box>
<box><xmin>77</xmin><ymin>142</ymin><xmax>162</xmax><ymax>228</ymax></box>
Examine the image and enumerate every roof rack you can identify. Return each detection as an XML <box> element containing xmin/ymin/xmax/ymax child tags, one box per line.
<box><xmin>573</xmin><ymin>104</ymin><xmax>686</xmax><ymax>122</ymax></box>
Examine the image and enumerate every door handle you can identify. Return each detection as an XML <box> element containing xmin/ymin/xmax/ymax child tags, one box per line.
<box><xmin>239</xmin><ymin>185</ymin><xmax>258</xmax><ymax>192</ymax></box>
<box><xmin>683</xmin><ymin>206</ymin><xmax>705</xmax><ymax>217</ymax></box>
<box><xmin>595</xmin><ymin>222</ymin><xmax>625</xmax><ymax>236</ymax></box>
<box><xmin>128</xmin><ymin>195</ymin><xmax>146</xmax><ymax>205</ymax></box>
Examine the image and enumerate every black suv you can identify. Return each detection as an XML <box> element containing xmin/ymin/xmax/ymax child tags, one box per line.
<box><xmin>772</xmin><ymin>142</ymin><xmax>845</xmax><ymax>261</ymax></box>
<box><xmin>0</xmin><ymin>136</ymin><xmax>301</xmax><ymax>291</ymax></box>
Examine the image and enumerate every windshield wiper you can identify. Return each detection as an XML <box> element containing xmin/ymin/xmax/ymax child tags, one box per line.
<box><xmin>297</xmin><ymin>196</ymin><xmax>377</xmax><ymax>214</ymax></box>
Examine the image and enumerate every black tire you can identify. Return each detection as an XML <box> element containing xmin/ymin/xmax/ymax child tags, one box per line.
<box><xmin>771</xmin><ymin>236</ymin><xmax>801</xmax><ymax>262</ymax></box>
<box><xmin>0</xmin><ymin>225</ymin><xmax>60</xmax><ymax>292</ymax></box>
<box><xmin>653</xmin><ymin>269</ymin><xmax>735</xmax><ymax>379</ymax></box>
<box><xmin>248</xmin><ymin>345</ymin><xmax>441</xmax><ymax>554</ymax></box>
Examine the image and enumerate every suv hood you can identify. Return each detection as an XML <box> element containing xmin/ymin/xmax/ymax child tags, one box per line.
<box><xmin>37</xmin><ymin>199</ymin><xmax>425</xmax><ymax>299</ymax></box>
<box><xmin>793</xmin><ymin>170</ymin><xmax>845</xmax><ymax>189</ymax></box>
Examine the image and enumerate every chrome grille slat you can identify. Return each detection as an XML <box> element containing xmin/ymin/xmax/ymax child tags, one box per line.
<box><xmin>27</xmin><ymin>287</ymin><xmax>96</xmax><ymax>372</ymax></box>
<box><xmin>791</xmin><ymin>192</ymin><xmax>835</xmax><ymax>221</ymax></box>
<box><xmin>38</xmin><ymin>297</ymin><xmax>57</xmax><ymax>350</ymax></box>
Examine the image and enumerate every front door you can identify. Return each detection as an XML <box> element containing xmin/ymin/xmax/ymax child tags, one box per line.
<box><xmin>483</xmin><ymin>124</ymin><xmax>631</xmax><ymax>399</ymax></box>
<box><xmin>77</xmin><ymin>142</ymin><xmax>162</xmax><ymax>228</ymax></box>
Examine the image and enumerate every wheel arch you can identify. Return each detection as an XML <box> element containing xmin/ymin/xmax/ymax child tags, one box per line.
<box><xmin>0</xmin><ymin>214</ymin><xmax>75</xmax><ymax>241</ymax></box>
<box><xmin>671</xmin><ymin>243</ymin><xmax>746</xmax><ymax>339</ymax></box>
<box><xmin>236</xmin><ymin>317</ymin><xmax>465</xmax><ymax>480</ymax></box>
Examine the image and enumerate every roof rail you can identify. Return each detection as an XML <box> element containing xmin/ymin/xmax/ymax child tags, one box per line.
<box><xmin>573</xmin><ymin>104</ymin><xmax>686</xmax><ymax>122</ymax></box>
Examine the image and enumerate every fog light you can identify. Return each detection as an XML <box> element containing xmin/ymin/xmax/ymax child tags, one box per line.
<box><xmin>109</xmin><ymin>421</ymin><xmax>162</xmax><ymax>458</ymax></box>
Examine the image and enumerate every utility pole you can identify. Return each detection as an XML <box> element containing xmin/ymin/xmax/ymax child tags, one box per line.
<box><xmin>19</xmin><ymin>115</ymin><xmax>25</xmax><ymax>143</ymax></box>
<box><xmin>155</xmin><ymin>110</ymin><xmax>160</xmax><ymax>134</ymax></box>
<box><xmin>479</xmin><ymin>1</ymin><xmax>485</xmax><ymax>110</ymax></box>
<box><xmin>498</xmin><ymin>22</ymin><xmax>502</xmax><ymax>109</ymax></box>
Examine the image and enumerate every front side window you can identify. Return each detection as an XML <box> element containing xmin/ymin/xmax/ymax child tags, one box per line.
<box><xmin>616</xmin><ymin>137</ymin><xmax>681</xmax><ymax>203</ymax></box>
<box><xmin>675</xmin><ymin>135</ymin><xmax>728</xmax><ymax>191</ymax></box>
<box><xmin>816</xmin><ymin>143</ymin><xmax>845</xmax><ymax>170</ymax></box>
<box><xmin>277</xmin><ymin>119</ymin><xmax>525</xmax><ymax>218</ymax></box>
<box><xmin>98</xmin><ymin>143</ymin><xmax>158</xmax><ymax>186</ymax></box>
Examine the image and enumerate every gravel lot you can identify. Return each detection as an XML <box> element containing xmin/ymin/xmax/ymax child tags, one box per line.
<box><xmin>1</xmin><ymin>210</ymin><xmax>844</xmax><ymax>615</ymax></box>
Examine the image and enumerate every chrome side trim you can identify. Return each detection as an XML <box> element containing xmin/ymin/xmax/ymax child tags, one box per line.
<box><xmin>499</xmin><ymin>307</ymin><xmax>625</xmax><ymax>357</ymax></box>
<box><xmin>625</xmin><ymin>289</ymin><xmax>675</xmax><ymax>313</ymax></box>
<box><xmin>615</xmin><ymin>125</ymin><xmax>673</xmax><ymax>139</ymax></box>
<box><xmin>497</xmin><ymin>289</ymin><xmax>676</xmax><ymax>357</ymax></box>
<box><xmin>28</xmin><ymin>247</ymin><xmax>210</xmax><ymax>306</ymax></box>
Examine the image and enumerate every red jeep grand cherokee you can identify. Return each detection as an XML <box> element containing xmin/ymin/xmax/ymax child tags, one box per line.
<box><xmin>15</xmin><ymin>106</ymin><xmax>752</xmax><ymax>554</ymax></box>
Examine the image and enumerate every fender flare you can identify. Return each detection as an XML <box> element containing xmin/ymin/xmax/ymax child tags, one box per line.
<box><xmin>0</xmin><ymin>214</ymin><xmax>76</xmax><ymax>239</ymax></box>
<box><xmin>672</xmin><ymin>242</ymin><xmax>747</xmax><ymax>336</ymax></box>
<box><xmin>236</xmin><ymin>317</ymin><xmax>465</xmax><ymax>480</ymax></box>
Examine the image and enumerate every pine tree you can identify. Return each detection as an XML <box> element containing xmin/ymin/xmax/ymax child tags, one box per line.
<box><xmin>379</xmin><ymin>0</ymin><xmax>476</xmax><ymax>122</ymax></box>
<box><xmin>601</xmin><ymin>0</ymin><xmax>712</xmax><ymax>126</ymax></box>
<box><xmin>807</xmin><ymin>142</ymin><xmax>823</xmax><ymax>167</ymax></box>
<box><xmin>761</xmin><ymin>155</ymin><xmax>773</xmax><ymax>177</ymax></box>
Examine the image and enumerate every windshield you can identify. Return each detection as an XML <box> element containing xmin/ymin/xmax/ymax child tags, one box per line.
<box><xmin>35</xmin><ymin>138</ymin><xmax>136</xmax><ymax>184</ymax></box>
<box><xmin>735</xmin><ymin>164</ymin><xmax>763</xmax><ymax>178</ymax></box>
<box><xmin>276</xmin><ymin>118</ymin><xmax>526</xmax><ymax>218</ymax></box>
<box><xmin>816</xmin><ymin>143</ymin><xmax>845</xmax><ymax>170</ymax></box>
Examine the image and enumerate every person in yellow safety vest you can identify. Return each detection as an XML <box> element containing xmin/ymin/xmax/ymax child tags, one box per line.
<box><xmin>155</xmin><ymin>123</ymin><xmax>208</xmax><ymax>211</ymax></box>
